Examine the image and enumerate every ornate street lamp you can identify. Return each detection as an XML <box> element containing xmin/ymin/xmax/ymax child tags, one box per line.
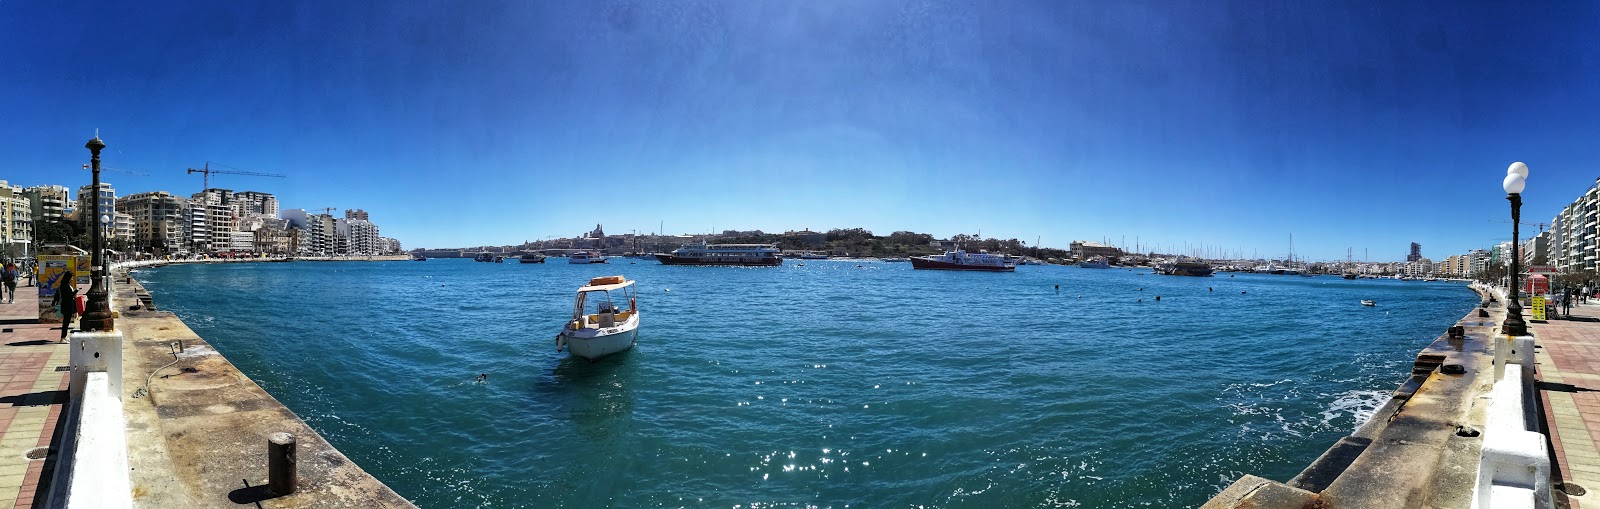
<box><xmin>80</xmin><ymin>136</ymin><xmax>114</xmax><ymax>332</ymax></box>
<box><xmin>1502</xmin><ymin>161</ymin><xmax>1529</xmax><ymax>337</ymax></box>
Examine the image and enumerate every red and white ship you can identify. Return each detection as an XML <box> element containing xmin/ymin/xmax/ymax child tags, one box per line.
<box><xmin>910</xmin><ymin>249</ymin><xmax>1016</xmax><ymax>272</ymax></box>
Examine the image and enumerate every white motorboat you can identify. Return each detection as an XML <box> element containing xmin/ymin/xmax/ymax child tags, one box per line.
<box><xmin>568</xmin><ymin>251</ymin><xmax>608</xmax><ymax>264</ymax></box>
<box><xmin>1077</xmin><ymin>257</ymin><xmax>1110</xmax><ymax>269</ymax></box>
<box><xmin>1361</xmin><ymin>300</ymin><xmax>1376</xmax><ymax>306</ymax></box>
<box><xmin>555</xmin><ymin>275</ymin><xmax>639</xmax><ymax>360</ymax></box>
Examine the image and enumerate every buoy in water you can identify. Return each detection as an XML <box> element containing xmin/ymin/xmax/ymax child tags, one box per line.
<box><xmin>1155</xmin><ymin>296</ymin><xmax>1161</xmax><ymax>301</ymax></box>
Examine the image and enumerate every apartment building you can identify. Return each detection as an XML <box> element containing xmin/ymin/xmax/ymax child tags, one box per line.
<box><xmin>119</xmin><ymin>191</ymin><xmax>186</xmax><ymax>253</ymax></box>
<box><xmin>0</xmin><ymin>181</ymin><xmax>32</xmax><ymax>258</ymax></box>
<box><xmin>24</xmin><ymin>185</ymin><xmax>70</xmax><ymax>224</ymax></box>
<box><xmin>234</xmin><ymin>191</ymin><xmax>279</xmax><ymax>219</ymax></box>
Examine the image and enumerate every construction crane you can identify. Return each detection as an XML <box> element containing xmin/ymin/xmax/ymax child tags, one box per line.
<box><xmin>186</xmin><ymin>161</ymin><xmax>285</xmax><ymax>190</ymax></box>
<box><xmin>82</xmin><ymin>164</ymin><xmax>149</xmax><ymax>176</ymax></box>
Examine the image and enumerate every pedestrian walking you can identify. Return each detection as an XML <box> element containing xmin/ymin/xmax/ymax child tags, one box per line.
<box><xmin>1584</xmin><ymin>285</ymin><xmax>1591</xmax><ymax>305</ymax></box>
<box><xmin>1564</xmin><ymin>286</ymin><xmax>1574</xmax><ymax>317</ymax></box>
<box><xmin>51</xmin><ymin>276</ymin><xmax>77</xmax><ymax>341</ymax></box>
<box><xmin>0</xmin><ymin>261</ymin><xmax>15</xmax><ymax>304</ymax></box>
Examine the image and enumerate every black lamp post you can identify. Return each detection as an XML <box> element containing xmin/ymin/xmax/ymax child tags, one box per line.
<box><xmin>1502</xmin><ymin>162</ymin><xmax>1529</xmax><ymax>337</ymax></box>
<box><xmin>80</xmin><ymin>136</ymin><xmax>114</xmax><ymax>332</ymax></box>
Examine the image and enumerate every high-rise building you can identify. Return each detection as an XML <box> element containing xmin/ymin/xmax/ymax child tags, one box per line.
<box><xmin>77</xmin><ymin>182</ymin><xmax>116</xmax><ymax>229</ymax></box>
<box><xmin>0</xmin><ymin>181</ymin><xmax>32</xmax><ymax>258</ymax></box>
<box><xmin>1407</xmin><ymin>243</ymin><xmax>1421</xmax><ymax>263</ymax></box>
<box><xmin>235</xmin><ymin>191</ymin><xmax>279</xmax><ymax>218</ymax></box>
<box><xmin>344</xmin><ymin>209</ymin><xmax>368</xmax><ymax>221</ymax></box>
<box><xmin>182</xmin><ymin>199</ymin><xmax>210</xmax><ymax>254</ymax></box>
<box><xmin>120</xmin><ymin>191</ymin><xmax>186</xmax><ymax>253</ymax></box>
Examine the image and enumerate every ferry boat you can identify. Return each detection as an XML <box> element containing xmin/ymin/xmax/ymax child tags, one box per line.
<box><xmin>519</xmin><ymin>254</ymin><xmax>546</xmax><ymax>264</ymax></box>
<box><xmin>569</xmin><ymin>251</ymin><xmax>608</xmax><ymax>264</ymax></box>
<box><xmin>655</xmin><ymin>242</ymin><xmax>783</xmax><ymax>266</ymax></box>
<box><xmin>1156</xmin><ymin>261</ymin><xmax>1215</xmax><ymax>277</ymax></box>
<box><xmin>910</xmin><ymin>249</ymin><xmax>1016</xmax><ymax>272</ymax></box>
<box><xmin>1077</xmin><ymin>257</ymin><xmax>1110</xmax><ymax>269</ymax></box>
<box><xmin>555</xmin><ymin>275</ymin><xmax>639</xmax><ymax>361</ymax></box>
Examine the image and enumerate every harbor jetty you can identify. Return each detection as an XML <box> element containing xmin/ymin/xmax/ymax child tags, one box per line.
<box><xmin>1204</xmin><ymin>284</ymin><xmax>1553</xmax><ymax>508</ymax></box>
<box><xmin>0</xmin><ymin>257</ymin><xmax>412</xmax><ymax>508</ymax></box>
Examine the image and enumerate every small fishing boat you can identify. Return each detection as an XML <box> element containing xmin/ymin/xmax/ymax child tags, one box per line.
<box><xmin>555</xmin><ymin>275</ymin><xmax>640</xmax><ymax>361</ymax></box>
<box><xmin>411</xmin><ymin>255</ymin><xmax>427</xmax><ymax>261</ymax></box>
<box><xmin>1361</xmin><ymin>300</ymin><xmax>1376</xmax><ymax>306</ymax></box>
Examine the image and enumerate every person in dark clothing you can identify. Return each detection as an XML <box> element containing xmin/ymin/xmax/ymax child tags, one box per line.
<box><xmin>1564</xmin><ymin>287</ymin><xmax>1575</xmax><ymax>317</ymax></box>
<box><xmin>51</xmin><ymin>276</ymin><xmax>77</xmax><ymax>341</ymax></box>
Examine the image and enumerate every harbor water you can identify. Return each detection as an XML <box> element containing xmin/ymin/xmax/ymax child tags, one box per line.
<box><xmin>134</xmin><ymin>260</ymin><xmax>1476</xmax><ymax>508</ymax></box>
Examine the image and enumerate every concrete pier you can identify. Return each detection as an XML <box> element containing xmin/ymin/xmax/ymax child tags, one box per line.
<box><xmin>0</xmin><ymin>260</ymin><xmax>414</xmax><ymax>508</ymax></box>
<box><xmin>110</xmin><ymin>266</ymin><xmax>414</xmax><ymax>507</ymax></box>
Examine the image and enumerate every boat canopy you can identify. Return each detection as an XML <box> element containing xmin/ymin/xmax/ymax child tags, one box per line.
<box><xmin>578</xmin><ymin>279</ymin><xmax>635</xmax><ymax>292</ymax></box>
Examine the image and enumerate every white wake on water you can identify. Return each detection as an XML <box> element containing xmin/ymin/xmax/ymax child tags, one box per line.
<box><xmin>1321</xmin><ymin>389</ymin><xmax>1391</xmax><ymax>432</ymax></box>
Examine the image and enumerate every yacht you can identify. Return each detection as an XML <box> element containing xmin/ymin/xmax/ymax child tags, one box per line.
<box><xmin>519</xmin><ymin>254</ymin><xmax>546</xmax><ymax>264</ymax></box>
<box><xmin>910</xmin><ymin>249</ymin><xmax>1015</xmax><ymax>272</ymax></box>
<box><xmin>555</xmin><ymin>275</ymin><xmax>639</xmax><ymax>361</ymax></box>
<box><xmin>569</xmin><ymin>251</ymin><xmax>608</xmax><ymax>264</ymax></box>
<box><xmin>656</xmin><ymin>242</ymin><xmax>783</xmax><ymax>266</ymax></box>
<box><xmin>1077</xmin><ymin>257</ymin><xmax>1111</xmax><ymax>269</ymax></box>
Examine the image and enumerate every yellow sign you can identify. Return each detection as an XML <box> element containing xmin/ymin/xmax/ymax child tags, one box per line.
<box><xmin>36</xmin><ymin>255</ymin><xmax>89</xmax><ymax>323</ymax></box>
<box><xmin>1532</xmin><ymin>295</ymin><xmax>1547</xmax><ymax>321</ymax></box>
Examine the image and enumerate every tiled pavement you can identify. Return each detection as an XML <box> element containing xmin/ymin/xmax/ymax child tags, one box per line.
<box><xmin>1532</xmin><ymin>301</ymin><xmax>1600</xmax><ymax>509</ymax></box>
<box><xmin>0</xmin><ymin>286</ymin><xmax>71</xmax><ymax>509</ymax></box>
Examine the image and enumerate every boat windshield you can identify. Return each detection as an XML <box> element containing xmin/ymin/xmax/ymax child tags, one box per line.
<box><xmin>574</xmin><ymin>285</ymin><xmax>638</xmax><ymax>320</ymax></box>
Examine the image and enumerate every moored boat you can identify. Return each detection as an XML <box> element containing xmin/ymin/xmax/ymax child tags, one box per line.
<box><xmin>519</xmin><ymin>254</ymin><xmax>546</xmax><ymax>263</ymax></box>
<box><xmin>1077</xmin><ymin>257</ymin><xmax>1110</xmax><ymax>269</ymax></box>
<box><xmin>555</xmin><ymin>275</ymin><xmax>639</xmax><ymax>361</ymax></box>
<box><xmin>655</xmin><ymin>242</ymin><xmax>782</xmax><ymax>266</ymax></box>
<box><xmin>569</xmin><ymin>251</ymin><xmax>608</xmax><ymax>264</ymax></box>
<box><xmin>910</xmin><ymin>249</ymin><xmax>1015</xmax><ymax>272</ymax></box>
<box><xmin>1361</xmin><ymin>299</ymin><xmax>1376</xmax><ymax>306</ymax></box>
<box><xmin>1156</xmin><ymin>260</ymin><xmax>1214</xmax><ymax>277</ymax></box>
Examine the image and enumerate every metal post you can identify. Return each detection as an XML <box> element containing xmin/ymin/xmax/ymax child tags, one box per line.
<box><xmin>1503</xmin><ymin>193</ymin><xmax>1529</xmax><ymax>337</ymax></box>
<box><xmin>80</xmin><ymin>136</ymin><xmax>114</xmax><ymax>332</ymax></box>
<box><xmin>267</xmin><ymin>432</ymin><xmax>297</xmax><ymax>495</ymax></box>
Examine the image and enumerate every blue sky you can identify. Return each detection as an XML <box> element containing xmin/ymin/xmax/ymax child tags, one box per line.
<box><xmin>3</xmin><ymin>1</ymin><xmax>1597</xmax><ymax>261</ymax></box>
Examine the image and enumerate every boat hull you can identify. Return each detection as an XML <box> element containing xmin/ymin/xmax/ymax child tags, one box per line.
<box><xmin>655</xmin><ymin>254</ymin><xmax>782</xmax><ymax>266</ymax></box>
<box><xmin>520</xmin><ymin>257</ymin><xmax>545</xmax><ymax>264</ymax></box>
<box><xmin>559</xmin><ymin>314</ymin><xmax>640</xmax><ymax>360</ymax></box>
<box><xmin>910</xmin><ymin>257</ymin><xmax>1014</xmax><ymax>272</ymax></box>
<box><xmin>562</xmin><ymin>328</ymin><xmax>638</xmax><ymax>360</ymax></box>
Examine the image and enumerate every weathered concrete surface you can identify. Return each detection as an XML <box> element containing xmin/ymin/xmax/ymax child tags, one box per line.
<box><xmin>1204</xmin><ymin>288</ymin><xmax>1508</xmax><ymax>508</ymax></box>
<box><xmin>113</xmin><ymin>270</ymin><xmax>414</xmax><ymax>508</ymax></box>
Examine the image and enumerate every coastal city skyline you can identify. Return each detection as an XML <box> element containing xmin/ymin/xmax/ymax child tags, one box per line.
<box><xmin>4</xmin><ymin>2</ymin><xmax>1599</xmax><ymax>260</ymax></box>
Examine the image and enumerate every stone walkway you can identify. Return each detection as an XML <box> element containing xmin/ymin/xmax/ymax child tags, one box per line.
<box><xmin>1532</xmin><ymin>301</ymin><xmax>1600</xmax><ymax>509</ymax></box>
<box><xmin>0</xmin><ymin>286</ymin><xmax>71</xmax><ymax>509</ymax></box>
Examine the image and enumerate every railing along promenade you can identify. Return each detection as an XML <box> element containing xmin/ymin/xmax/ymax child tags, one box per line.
<box><xmin>1203</xmin><ymin>283</ymin><xmax>1553</xmax><ymax>508</ymax></box>
<box><xmin>41</xmin><ymin>256</ymin><xmax>412</xmax><ymax>508</ymax></box>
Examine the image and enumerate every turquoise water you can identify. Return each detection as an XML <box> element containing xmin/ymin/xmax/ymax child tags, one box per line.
<box><xmin>135</xmin><ymin>260</ymin><xmax>1475</xmax><ymax>508</ymax></box>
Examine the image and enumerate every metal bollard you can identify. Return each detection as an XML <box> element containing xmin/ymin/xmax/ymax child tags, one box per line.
<box><xmin>268</xmin><ymin>432</ymin><xmax>297</xmax><ymax>496</ymax></box>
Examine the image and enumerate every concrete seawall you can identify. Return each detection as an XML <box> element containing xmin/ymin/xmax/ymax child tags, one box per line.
<box><xmin>1204</xmin><ymin>285</ymin><xmax>1534</xmax><ymax>508</ymax></box>
<box><xmin>111</xmin><ymin>261</ymin><xmax>415</xmax><ymax>507</ymax></box>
